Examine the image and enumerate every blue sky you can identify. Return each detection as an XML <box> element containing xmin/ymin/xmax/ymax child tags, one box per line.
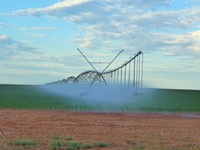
<box><xmin>0</xmin><ymin>0</ymin><xmax>200</xmax><ymax>89</ymax></box>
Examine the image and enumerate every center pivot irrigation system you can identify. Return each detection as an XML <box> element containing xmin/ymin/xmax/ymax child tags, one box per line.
<box><xmin>47</xmin><ymin>48</ymin><xmax>144</xmax><ymax>95</ymax></box>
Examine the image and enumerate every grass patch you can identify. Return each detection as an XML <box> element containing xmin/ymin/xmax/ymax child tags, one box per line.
<box><xmin>51</xmin><ymin>133</ymin><xmax>61</xmax><ymax>140</ymax></box>
<box><xmin>67</xmin><ymin>141</ymin><xmax>93</xmax><ymax>150</ymax></box>
<box><xmin>49</xmin><ymin>134</ymin><xmax>97</xmax><ymax>150</ymax></box>
<box><xmin>14</xmin><ymin>140</ymin><xmax>37</xmax><ymax>146</ymax></box>
<box><xmin>96</xmin><ymin>142</ymin><xmax>110</xmax><ymax>148</ymax></box>
<box><xmin>133</xmin><ymin>143</ymin><xmax>147</xmax><ymax>150</ymax></box>
<box><xmin>50</xmin><ymin>141</ymin><xmax>62</xmax><ymax>150</ymax></box>
<box><xmin>66</xmin><ymin>141</ymin><xmax>80</xmax><ymax>150</ymax></box>
<box><xmin>49</xmin><ymin>133</ymin><xmax>109</xmax><ymax>150</ymax></box>
<box><xmin>50</xmin><ymin>141</ymin><xmax>94</xmax><ymax>150</ymax></box>
<box><xmin>80</xmin><ymin>143</ymin><xmax>93</xmax><ymax>149</ymax></box>
<box><xmin>65</xmin><ymin>136</ymin><xmax>73</xmax><ymax>141</ymax></box>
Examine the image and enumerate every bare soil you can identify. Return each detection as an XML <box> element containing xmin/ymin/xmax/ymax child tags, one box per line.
<box><xmin>0</xmin><ymin>110</ymin><xmax>200</xmax><ymax>149</ymax></box>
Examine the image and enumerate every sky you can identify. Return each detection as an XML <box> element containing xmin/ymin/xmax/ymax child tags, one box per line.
<box><xmin>0</xmin><ymin>0</ymin><xmax>200</xmax><ymax>89</ymax></box>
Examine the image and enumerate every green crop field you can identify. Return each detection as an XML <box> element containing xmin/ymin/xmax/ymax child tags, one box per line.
<box><xmin>0</xmin><ymin>84</ymin><xmax>200</xmax><ymax>112</ymax></box>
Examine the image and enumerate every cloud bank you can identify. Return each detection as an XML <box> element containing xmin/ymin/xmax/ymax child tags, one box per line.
<box><xmin>0</xmin><ymin>34</ymin><xmax>39</xmax><ymax>60</ymax></box>
<box><xmin>6</xmin><ymin>0</ymin><xmax>200</xmax><ymax>59</ymax></box>
<box><xmin>1</xmin><ymin>0</ymin><xmax>200</xmax><ymax>87</ymax></box>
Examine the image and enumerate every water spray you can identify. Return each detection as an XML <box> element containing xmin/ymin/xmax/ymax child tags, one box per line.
<box><xmin>46</xmin><ymin>49</ymin><xmax>144</xmax><ymax>99</ymax></box>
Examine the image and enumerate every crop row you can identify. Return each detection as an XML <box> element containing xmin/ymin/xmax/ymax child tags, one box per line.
<box><xmin>0</xmin><ymin>84</ymin><xmax>200</xmax><ymax>112</ymax></box>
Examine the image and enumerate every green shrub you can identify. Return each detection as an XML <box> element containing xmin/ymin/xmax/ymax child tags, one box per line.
<box><xmin>51</xmin><ymin>133</ymin><xmax>61</xmax><ymax>140</ymax></box>
<box><xmin>67</xmin><ymin>141</ymin><xmax>93</xmax><ymax>150</ymax></box>
<box><xmin>65</xmin><ymin>136</ymin><xmax>73</xmax><ymax>141</ymax></box>
<box><xmin>14</xmin><ymin>140</ymin><xmax>37</xmax><ymax>146</ymax></box>
<box><xmin>50</xmin><ymin>141</ymin><xmax>62</xmax><ymax>150</ymax></box>
<box><xmin>96</xmin><ymin>142</ymin><xmax>109</xmax><ymax>148</ymax></box>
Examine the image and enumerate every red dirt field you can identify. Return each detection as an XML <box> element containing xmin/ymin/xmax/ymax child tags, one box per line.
<box><xmin>0</xmin><ymin>110</ymin><xmax>200</xmax><ymax>150</ymax></box>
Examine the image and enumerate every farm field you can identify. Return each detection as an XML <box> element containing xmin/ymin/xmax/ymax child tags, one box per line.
<box><xmin>0</xmin><ymin>84</ymin><xmax>200</xmax><ymax>149</ymax></box>
<box><xmin>0</xmin><ymin>84</ymin><xmax>200</xmax><ymax>112</ymax></box>
<box><xmin>0</xmin><ymin>110</ymin><xmax>200</xmax><ymax>150</ymax></box>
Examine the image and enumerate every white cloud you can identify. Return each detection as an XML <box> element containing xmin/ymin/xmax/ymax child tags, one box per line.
<box><xmin>9</xmin><ymin>0</ymin><xmax>171</xmax><ymax>19</ymax></box>
<box><xmin>31</xmin><ymin>34</ymin><xmax>46</xmax><ymax>37</ymax></box>
<box><xmin>0</xmin><ymin>34</ymin><xmax>85</xmax><ymax>67</ymax></box>
<box><xmin>17</xmin><ymin>26</ymin><xmax>54</xmax><ymax>31</ymax></box>
<box><xmin>0</xmin><ymin>34</ymin><xmax>39</xmax><ymax>60</ymax></box>
<box><xmin>0</xmin><ymin>23</ymin><xmax>6</xmax><ymax>27</ymax></box>
<box><xmin>188</xmin><ymin>0</ymin><xmax>200</xmax><ymax>2</ymax></box>
<box><xmin>45</xmin><ymin>0</ymin><xmax>93</xmax><ymax>9</ymax></box>
<box><xmin>5</xmin><ymin>0</ymin><xmax>200</xmax><ymax>59</ymax></box>
<box><xmin>17</xmin><ymin>27</ymin><xmax>27</xmax><ymax>31</ymax></box>
<box><xmin>31</xmin><ymin>26</ymin><xmax>55</xmax><ymax>30</ymax></box>
<box><xmin>0</xmin><ymin>34</ymin><xmax>14</xmax><ymax>44</ymax></box>
<box><xmin>24</xmin><ymin>0</ymin><xmax>95</xmax><ymax>17</ymax></box>
<box><xmin>120</xmin><ymin>0</ymin><xmax>171</xmax><ymax>8</ymax></box>
<box><xmin>187</xmin><ymin>30</ymin><xmax>200</xmax><ymax>56</ymax></box>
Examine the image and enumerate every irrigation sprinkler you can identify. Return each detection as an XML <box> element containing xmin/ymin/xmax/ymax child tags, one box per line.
<box><xmin>46</xmin><ymin>49</ymin><xmax>144</xmax><ymax>96</ymax></box>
